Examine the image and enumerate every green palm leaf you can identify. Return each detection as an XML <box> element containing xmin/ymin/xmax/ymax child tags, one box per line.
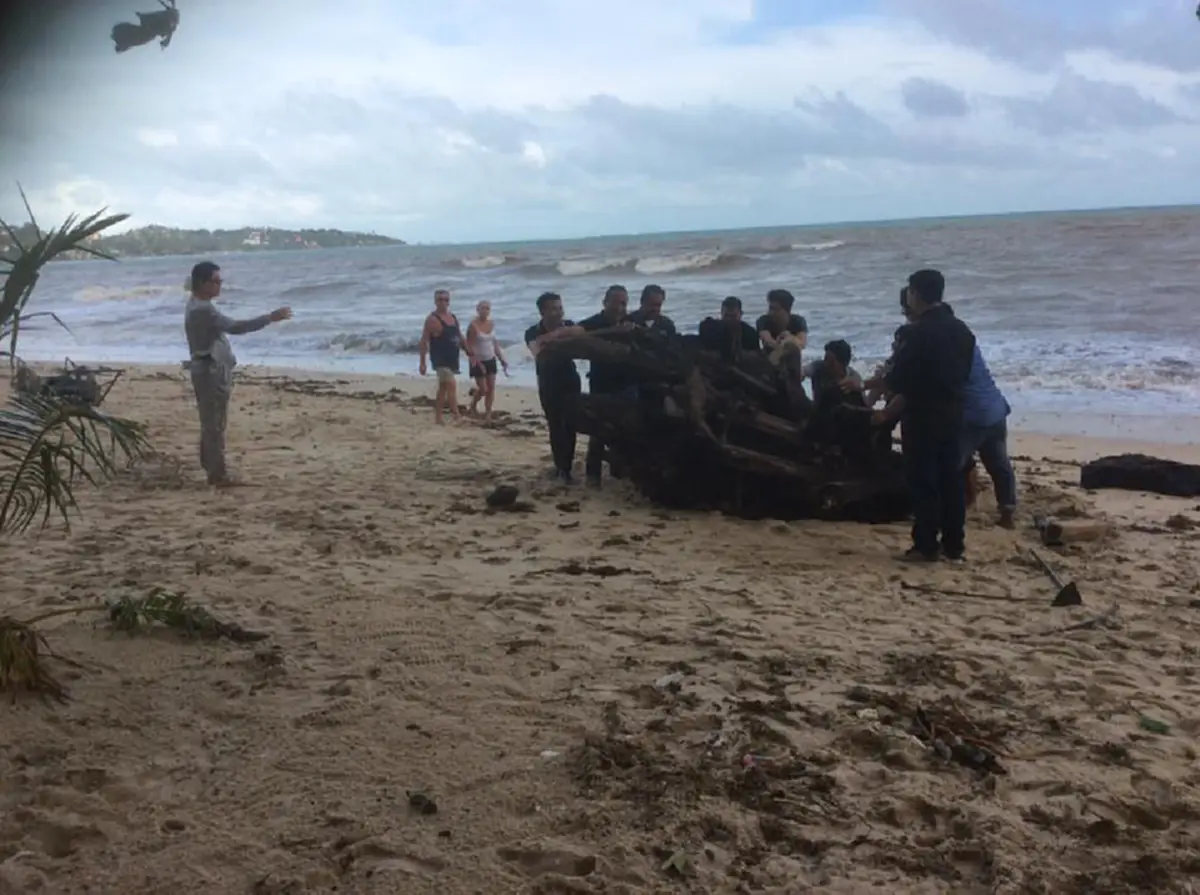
<box><xmin>1</xmin><ymin>188</ymin><xmax>147</xmax><ymax>535</ymax></box>
<box><xmin>1</xmin><ymin>184</ymin><xmax>129</xmax><ymax>368</ymax></box>
<box><xmin>0</xmin><ymin>390</ymin><xmax>150</xmax><ymax>535</ymax></box>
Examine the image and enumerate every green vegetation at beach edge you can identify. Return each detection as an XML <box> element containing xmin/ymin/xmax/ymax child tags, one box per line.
<box><xmin>0</xmin><ymin>224</ymin><xmax>405</xmax><ymax>260</ymax></box>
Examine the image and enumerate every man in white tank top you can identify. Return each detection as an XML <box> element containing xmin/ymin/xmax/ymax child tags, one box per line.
<box><xmin>467</xmin><ymin>300</ymin><xmax>508</xmax><ymax>422</ymax></box>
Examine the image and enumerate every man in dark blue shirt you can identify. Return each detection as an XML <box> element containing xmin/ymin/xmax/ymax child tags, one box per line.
<box><xmin>960</xmin><ymin>342</ymin><xmax>1017</xmax><ymax>528</ymax></box>
<box><xmin>524</xmin><ymin>291</ymin><xmax>581</xmax><ymax>483</ymax></box>
<box><xmin>883</xmin><ymin>269</ymin><xmax>977</xmax><ymax>562</ymax></box>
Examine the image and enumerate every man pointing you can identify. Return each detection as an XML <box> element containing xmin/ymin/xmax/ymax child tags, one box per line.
<box><xmin>184</xmin><ymin>261</ymin><xmax>291</xmax><ymax>486</ymax></box>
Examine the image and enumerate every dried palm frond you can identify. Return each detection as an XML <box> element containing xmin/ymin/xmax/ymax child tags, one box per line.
<box><xmin>0</xmin><ymin>613</ymin><xmax>72</xmax><ymax>703</ymax></box>
<box><xmin>0</xmin><ymin>589</ymin><xmax>269</xmax><ymax>702</ymax></box>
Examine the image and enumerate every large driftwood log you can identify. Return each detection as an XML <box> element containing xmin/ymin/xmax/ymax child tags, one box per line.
<box><xmin>540</xmin><ymin>328</ymin><xmax>911</xmax><ymax>522</ymax></box>
<box><xmin>1080</xmin><ymin>453</ymin><xmax>1200</xmax><ymax>498</ymax></box>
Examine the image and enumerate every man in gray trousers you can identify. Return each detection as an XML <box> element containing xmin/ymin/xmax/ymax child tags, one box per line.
<box><xmin>184</xmin><ymin>261</ymin><xmax>291</xmax><ymax>486</ymax></box>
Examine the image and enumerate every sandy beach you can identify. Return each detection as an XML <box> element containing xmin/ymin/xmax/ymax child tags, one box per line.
<box><xmin>3</xmin><ymin>363</ymin><xmax>1200</xmax><ymax>894</ymax></box>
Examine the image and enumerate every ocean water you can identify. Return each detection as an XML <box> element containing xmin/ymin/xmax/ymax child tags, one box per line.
<box><xmin>10</xmin><ymin>207</ymin><xmax>1200</xmax><ymax>424</ymax></box>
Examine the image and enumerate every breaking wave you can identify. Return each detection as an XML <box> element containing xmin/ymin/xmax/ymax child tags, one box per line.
<box><xmin>538</xmin><ymin>250</ymin><xmax>756</xmax><ymax>278</ymax></box>
<box><xmin>324</xmin><ymin>332</ymin><xmax>422</xmax><ymax>355</ymax></box>
<box><xmin>442</xmin><ymin>240</ymin><xmax>845</xmax><ymax>279</ymax></box>
<box><xmin>75</xmin><ymin>284</ymin><xmax>178</xmax><ymax>302</ymax></box>
<box><xmin>445</xmin><ymin>253</ymin><xmax>527</xmax><ymax>269</ymax></box>
<box><xmin>322</xmin><ymin>331</ymin><xmax>519</xmax><ymax>356</ymax></box>
<box><xmin>791</xmin><ymin>240</ymin><xmax>845</xmax><ymax>251</ymax></box>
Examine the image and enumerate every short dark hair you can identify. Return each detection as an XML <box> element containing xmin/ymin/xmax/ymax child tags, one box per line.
<box><xmin>824</xmin><ymin>339</ymin><xmax>852</xmax><ymax>367</ymax></box>
<box><xmin>767</xmin><ymin>289</ymin><xmax>794</xmax><ymax>312</ymax></box>
<box><xmin>907</xmin><ymin>269</ymin><xmax>945</xmax><ymax>304</ymax></box>
<box><xmin>190</xmin><ymin>261</ymin><xmax>219</xmax><ymax>288</ymax></box>
<box><xmin>721</xmin><ymin>295</ymin><xmax>742</xmax><ymax>311</ymax></box>
<box><xmin>536</xmin><ymin>291</ymin><xmax>561</xmax><ymax>313</ymax></box>
<box><xmin>605</xmin><ymin>284</ymin><xmax>627</xmax><ymax>301</ymax></box>
<box><xmin>640</xmin><ymin>284</ymin><xmax>665</xmax><ymax>304</ymax></box>
<box><xmin>899</xmin><ymin>287</ymin><xmax>908</xmax><ymax>310</ymax></box>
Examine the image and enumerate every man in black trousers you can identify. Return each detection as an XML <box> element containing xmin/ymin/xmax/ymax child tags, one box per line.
<box><xmin>880</xmin><ymin>269</ymin><xmax>977</xmax><ymax>562</ymax></box>
<box><xmin>525</xmin><ymin>291</ymin><xmax>582</xmax><ymax>483</ymax></box>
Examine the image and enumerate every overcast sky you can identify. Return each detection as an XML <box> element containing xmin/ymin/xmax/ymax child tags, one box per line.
<box><xmin>1</xmin><ymin>0</ymin><xmax>1197</xmax><ymax>243</ymax></box>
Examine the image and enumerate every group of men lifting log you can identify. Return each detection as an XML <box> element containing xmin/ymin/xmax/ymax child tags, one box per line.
<box><xmin>523</xmin><ymin>269</ymin><xmax>1017</xmax><ymax>563</ymax></box>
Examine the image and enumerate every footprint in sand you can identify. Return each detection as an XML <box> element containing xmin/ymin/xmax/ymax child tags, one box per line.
<box><xmin>497</xmin><ymin>843</ymin><xmax>598</xmax><ymax>878</ymax></box>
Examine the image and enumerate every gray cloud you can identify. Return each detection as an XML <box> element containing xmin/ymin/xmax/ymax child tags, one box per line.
<box><xmin>901</xmin><ymin>78</ymin><xmax>970</xmax><ymax>118</ymax></box>
<box><xmin>999</xmin><ymin>73</ymin><xmax>1182</xmax><ymax>136</ymax></box>
<box><xmin>887</xmin><ymin>0</ymin><xmax>1200</xmax><ymax>74</ymax></box>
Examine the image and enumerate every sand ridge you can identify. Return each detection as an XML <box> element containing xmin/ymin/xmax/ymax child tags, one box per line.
<box><xmin>2</xmin><ymin>365</ymin><xmax>1200</xmax><ymax>894</ymax></box>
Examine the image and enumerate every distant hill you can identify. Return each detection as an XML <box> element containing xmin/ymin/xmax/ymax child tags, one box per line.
<box><xmin>0</xmin><ymin>224</ymin><xmax>405</xmax><ymax>260</ymax></box>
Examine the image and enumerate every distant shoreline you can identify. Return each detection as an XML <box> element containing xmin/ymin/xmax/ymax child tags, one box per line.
<box><xmin>1</xmin><ymin>224</ymin><xmax>406</xmax><ymax>262</ymax></box>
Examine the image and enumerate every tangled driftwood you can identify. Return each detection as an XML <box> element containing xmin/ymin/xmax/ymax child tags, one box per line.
<box><xmin>540</xmin><ymin>328</ymin><xmax>911</xmax><ymax>522</ymax></box>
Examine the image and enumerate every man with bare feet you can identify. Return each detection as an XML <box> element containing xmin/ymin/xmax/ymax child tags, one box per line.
<box><xmin>467</xmin><ymin>300</ymin><xmax>508</xmax><ymax>423</ymax></box>
<box><xmin>184</xmin><ymin>261</ymin><xmax>291</xmax><ymax>487</ymax></box>
<box><xmin>418</xmin><ymin>289</ymin><xmax>472</xmax><ymax>424</ymax></box>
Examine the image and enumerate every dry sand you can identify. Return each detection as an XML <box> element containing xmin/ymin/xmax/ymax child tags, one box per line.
<box><xmin>3</xmin><ymin>363</ymin><xmax>1200</xmax><ymax>894</ymax></box>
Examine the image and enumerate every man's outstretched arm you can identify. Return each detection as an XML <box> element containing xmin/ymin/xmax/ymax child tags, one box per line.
<box><xmin>211</xmin><ymin>305</ymin><xmax>290</xmax><ymax>335</ymax></box>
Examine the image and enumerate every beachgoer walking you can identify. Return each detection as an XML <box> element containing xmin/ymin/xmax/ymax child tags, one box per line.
<box><xmin>418</xmin><ymin>289</ymin><xmax>472</xmax><ymax>424</ymax></box>
<box><xmin>757</xmin><ymin>289</ymin><xmax>808</xmax><ymax>351</ymax></box>
<box><xmin>183</xmin><ymin>261</ymin><xmax>291</xmax><ymax>486</ymax></box>
<box><xmin>878</xmin><ymin>269</ymin><xmax>976</xmax><ymax>562</ymax></box>
<box><xmin>959</xmin><ymin>343</ymin><xmax>1018</xmax><ymax>528</ymax></box>
<box><xmin>628</xmin><ymin>284</ymin><xmax>676</xmax><ymax>334</ymax></box>
<box><xmin>467</xmin><ymin>300</ymin><xmax>508</xmax><ymax>422</ymax></box>
<box><xmin>524</xmin><ymin>292</ymin><xmax>581</xmax><ymax>483</ymax></box>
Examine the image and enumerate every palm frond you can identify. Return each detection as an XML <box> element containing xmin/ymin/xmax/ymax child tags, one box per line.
<box><xmin>0</xmin><ymin>390</ymin><xmax>150</xmax><ymax>535</ymax></box>
<box><xmin>0</xmin><ymin>185</ymin><xmax>129</xmax><ymax>365</ymax></box>
<box><xmin>1</xmin><ymin>590</ymin><xmax>269</xmax><ymax>702</ymax></box>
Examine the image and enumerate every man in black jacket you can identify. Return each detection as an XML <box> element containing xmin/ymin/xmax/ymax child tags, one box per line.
<box><xmin>881</xmin><ymin>269</ymin><xmax>976</xmax><ymax>562</ymax></box>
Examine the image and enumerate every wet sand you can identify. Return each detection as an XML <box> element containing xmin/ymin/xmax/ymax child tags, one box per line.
<box><xmin>3</xmin><ymin>364</ymin><xmax>1199</xmax><ymax>894</ymax></box>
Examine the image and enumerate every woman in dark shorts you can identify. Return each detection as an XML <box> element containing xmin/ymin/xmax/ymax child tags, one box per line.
<box><xmin>467</xmin><ymin>300</ymin><xmax>508</xmax><ymax>423</ymax></box>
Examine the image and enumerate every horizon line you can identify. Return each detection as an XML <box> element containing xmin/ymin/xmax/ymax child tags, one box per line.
<box><xmin>12</xmin><ymin>199</ymin><xmax>1197</xmax><ymax>250</ymax></box>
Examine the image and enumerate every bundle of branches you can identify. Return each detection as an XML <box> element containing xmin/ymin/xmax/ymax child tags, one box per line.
<box><xmin>540</xmin><ymin>328</ymin><xmax>910</xmax><ymax>522</ymax></box>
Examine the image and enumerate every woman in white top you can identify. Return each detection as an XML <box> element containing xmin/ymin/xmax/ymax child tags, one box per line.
<box><xmin>467</xmin><ymin>300</ymin><xmax>508</xmax><ymax>422</ymax></box>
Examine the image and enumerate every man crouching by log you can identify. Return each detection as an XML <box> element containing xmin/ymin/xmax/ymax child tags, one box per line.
<box><xmin>524</xmin><ymin>292</ymin><xmax>582</xmax><ymax>484</ymax></box>
<box><xmin>184</xmin><ymin>262</ymin><xmax>291</xmax><ymax>486</ymax></box>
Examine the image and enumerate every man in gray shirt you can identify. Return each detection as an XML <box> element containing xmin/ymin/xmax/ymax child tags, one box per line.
<box><xmin>184</xmin><ymin>261</ymin><xmax>290</xmax><ymax>486</ymax></box>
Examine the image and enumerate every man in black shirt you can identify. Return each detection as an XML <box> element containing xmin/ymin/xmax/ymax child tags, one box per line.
<box><xmin>574</xmin><ymin>285</ymin><xmax>632</xmax><ymax>485</ymax></box>
<box><xmin>882</xmin><ymin>269</ymin><xmax>977</xmax><ymax>562</ymax></box>
<box><xmin>627</xmin><ymin>284</ymin><xmax>677</xmax><ymax>334</ymax></box>
<box><xmin>698</xmin><ymin>296</ymin><xmax>759</xmax><ymax>362</ymax></box>
<box><xmin>524</xmin><ymin>291</ymin><xmax>582</xmax><ymax>483</ymax></box>
<box><xmin>756</xmin><ymin>289</ymin><xmax>807</xmax><ymax>351</ymax></box>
